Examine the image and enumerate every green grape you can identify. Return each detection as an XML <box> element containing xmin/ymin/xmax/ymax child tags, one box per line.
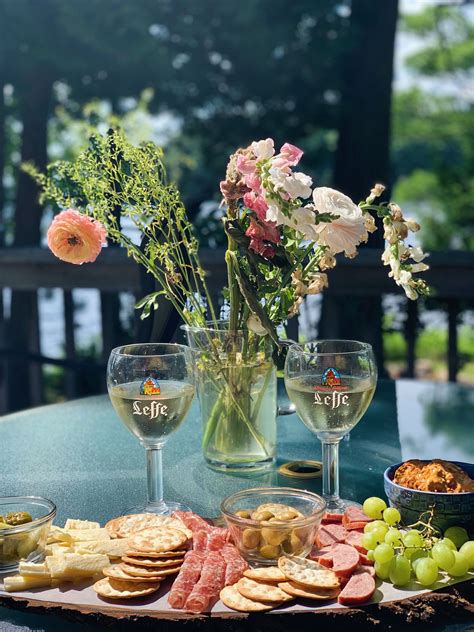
<box><xmin>383</xmin><ymin>507</ymin><xmax>401</xmax><ymax>526</ymax></box>
<box><xmin>404</xmin><ymin>547</ymin><xmax>424</xmax><ymax>560</ymax></box>
<box><xmin>367</xmin><ymin>550</ymin><xmax>375</xmax><ymax>561</ymax></box>
<box><xmin>415</xmin><ymin>558</ymin><xmax>439</xmax><ymax>586</ymax></box>
<box><xmin>459</xmin><ymin>541</ymin><xmax>474</xmax><ymax>569</ymax></box>
<box><xmin>444</xmin><ymin>526</ymin><xmax>469</xmax><ymax>549</ymax></box>
<box><xmin>448</xmin><ymin>551</ymin><xmax>469</xmax><ymax>577</ymax></box>
<box><xmin>385</xmin><ymin>528</ymin><xmax>403</xmax><ymax>547</ymax></box>
<box><xmin>410</xmin><ymin>549</ymin><xmax>429</xmax><ymax>571</ymax></box>
<box><xmin>389</xmin><ymin>554</ymin><xmax>411</xmax><ymax>586</ymax></box>
<box><xmin>372</xmin><ymin>525</ymin><xmax>390</xmax><ymax>544</ymax></box>
<box><xmin>363</xmin><ymin>497</ymin><xmax>387</xmax><ymax>520</ymax></box>
<box><xmin>364</xmin><ymin>520</ymin><xmax>388</xmax><ymax>534</ymax></box>
<box><xmin>431</xmin><ymin>543</ymin><xmax>455</xmax><ymax>571</ymax></box>
<box><xmin>362</xmin><ymin>532</ymin><xmax>379</xmax><ymax>551</ymax></box>
<box><xmin>374</xmin><ymin>543</ymin><xmax>395</xmax><ymax>564</ymax></box>
<box><xmin>438</xmin><ymin>537</ymin><xmax>457</xmax><ymax>551</ymax></box>
<box><xmin>374</xmin><ymin>560</ymin><xmax>391</xmax><ymax>579</ymax></box>
<box><xmin>403</xmin><ymin>530</ymin><xmax>424</xmax><ymax>548</ymax></box>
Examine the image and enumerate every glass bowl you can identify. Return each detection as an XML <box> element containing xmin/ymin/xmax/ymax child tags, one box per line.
<box><xmin>221</xmin><ymin>487</ymin><xmax>326</xmax><ymax>566</ymax></box>
<box><xmin>0</xmin><ymin>496</ymin><xmax>56</xmax><ymax>573</ymax></box>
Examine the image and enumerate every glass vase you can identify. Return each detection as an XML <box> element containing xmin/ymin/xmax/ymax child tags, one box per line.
<box><xmin>183</xmin><ymin>322</ymin><xmax>279</xmax><ymax>472</ymax></box>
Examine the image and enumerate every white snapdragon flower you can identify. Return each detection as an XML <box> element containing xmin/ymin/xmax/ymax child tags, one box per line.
<box><xmin>269</xmin><ymin>168</ymin><xmax>313</xmax><ymax>200</ymax></box>
<box><xmin>409</xmin><ymin>246</ymin><xmax>427</xmax><ymax>262</ymax></box>
<box><xmin>251</xmin><ymin>138</ymin><xmax>275</xmax><ymax>160</ymax></box>
<box><xmin>312</xmin><ymin>187</ymin><xmax>367</xmax><ymax>256</ymax></box>
<box><xmin>411</xmin><ymin>262</ymin><xmax>429</xmax><ymax>273</ymax></box>
<box><xmin>319</xmin><ymin>251</ymin><xmax>336</xmax><ymax>270</ymax></box>
<box><xmin>247</xmin><ymin>313</ymin><xmax>267</xmax><ymax>336</ymax></box>
<box><xmin>306</xmin><ymin>273</ymin><xmax>328</xmax><ymax>295</ymax></box>
<box><xmin>267</xmin><ymin>203</ymin><xmax>317</xmax><ymax>241</ymax></box>
<box><xmin>405</xmin><ymin>217</ymin><xmax>420</xmax><ymax>232</ymax></box>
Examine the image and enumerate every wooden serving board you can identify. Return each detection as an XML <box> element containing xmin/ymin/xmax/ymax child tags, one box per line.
<box><xmin>0</xmin><ymin>574</ymin><xmax>473</xmax><ymax>628</ymax></box>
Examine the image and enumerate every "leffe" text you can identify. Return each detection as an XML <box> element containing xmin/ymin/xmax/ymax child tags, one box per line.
<box><xmin>314</xmin><ymin>391</ymin><xmax>349</xmax><ymax>410</ymax></box>
<box><xmin>132</xmin><ymin>401</ymin><xmax>168</xmax><ymax>419</ymax></box>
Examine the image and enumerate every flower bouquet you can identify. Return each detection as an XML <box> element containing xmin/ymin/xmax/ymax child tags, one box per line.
<box><xmin>26</xmin><ymin>131</ymin><xmax>429</xmax><ymax>471</ymax></box>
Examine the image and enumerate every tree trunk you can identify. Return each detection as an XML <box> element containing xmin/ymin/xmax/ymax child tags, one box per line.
<box><xmin>7</xmin><ymin>69</ymin><xmax>52</xmax><ymax>411</ymax></box>
<box><xmin>319</xmin><ymin>0</ymin><xmax>399</xmax><ymax>374</ymax></box>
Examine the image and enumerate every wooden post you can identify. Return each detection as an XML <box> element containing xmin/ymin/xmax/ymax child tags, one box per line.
<box><xmin>447</xmin><ymin>299</ymin><xmax>458</xmax><ymax>382</ymax></box>
<box><xmin>63</xmin><ymin>290</ymin><xmax>77</xmax><ymax>399</ymax></box>
<box><xmin>405</xmin><ymin>300</ymin><xmax>418</xmax><ymax>378</ymax></box>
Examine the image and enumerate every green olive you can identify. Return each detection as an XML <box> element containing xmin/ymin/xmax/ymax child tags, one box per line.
<box><xmin>235</xmin><ymin>510</ymin><xmax>251</xmax><ymax>519</ymax></box>
<box><xmin>251</xmin><ymin>509</ymin><xmax>274</xmax><ymax>522</ymax></box>
<box><xmin>282</xmin><ymin>532</ymin><xmax>303</xmax><ymax>555</ymax></box>
<box><xmin>242</xmin><ymin>528</ymin><xmax>260</xmax><ymax>549</ymax></box>
<box><xmin>259</xmin><ymin>543</ymin><xmax>280</xmax><ymax>559</ymax></box>
<box><xmin>5</xmin><ymin>512</ymin><xmax>33</xmax><ymax>526</ymax></box>
<box><xmin>261</xmin><ymin>527</ymin><xmax>287</xmax><ymax>546</ymax></box>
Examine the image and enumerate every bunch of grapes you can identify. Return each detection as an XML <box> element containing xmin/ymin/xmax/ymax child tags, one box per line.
<box><xmin>361</xmin><ymin>497</ymin><xmax>474</xmax><ymax>587</ymax></box>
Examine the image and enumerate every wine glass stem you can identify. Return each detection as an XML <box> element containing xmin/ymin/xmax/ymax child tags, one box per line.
<box><xmin>322</xmin><ymin>441</ymin><xmax>340</xmax><ymax>502</ymax></box>
<box><xmin>146</xmin><ymin>447</ymin><xmax>166</xmax><ymax>510</ymax></box>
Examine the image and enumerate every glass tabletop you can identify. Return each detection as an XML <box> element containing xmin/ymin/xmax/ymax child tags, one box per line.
<box><xmin>0</xmin><ymin>378</ymin><xmax>473</xmax><ymax>629</ymax></box>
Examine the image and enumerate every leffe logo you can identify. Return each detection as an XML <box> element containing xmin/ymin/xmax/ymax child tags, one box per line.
<box><xmin>133</xmin><ymin>375</ymin><xmax>168</xmax><ymax>419</ymax></box>
<box><xmin>313</xmin><ymin>368</ymin><xmax>350</xmax><ymax>410</ymax></box>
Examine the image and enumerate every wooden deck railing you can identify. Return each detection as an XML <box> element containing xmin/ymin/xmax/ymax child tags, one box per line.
<box><xmin>0</xmin><ymin>247</ymin><xmax>472</xmax><ymax>413</ymax></box>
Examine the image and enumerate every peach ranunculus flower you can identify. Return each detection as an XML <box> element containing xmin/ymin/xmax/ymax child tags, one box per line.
<box><xmin>47</xmin><ymin>209</ymin><xmax>107</xmax><ymax>264</ymax></box>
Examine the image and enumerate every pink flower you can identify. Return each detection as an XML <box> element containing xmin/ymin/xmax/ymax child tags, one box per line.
<box><xmin>243</xmin><ymin>191</ymin><xmax>268</xmax><ymax>220</ymax></box>
<box><xmin>272</xmin><ymin>142</ymin><xmax>304</xmax><ymax>169</ymax></box>
<box><xmin>246</xmin><ymin>217</ymin><xmax>280</xmax><ymax>244</ymax></box>
<box><xmin>47</xmin><ymin>209</ymin><xmax>107</xmax><ymax>265</ymax></box>
<box><xmin>249</xmin><ymin>238</ymin><xmax>275</xmax><ymax>259</ymax></box>
<box><xmin>244</xmin><ymin>173</ymin><xmax>263</xmax><ymax>194</ymax></box>
<box><xmin>236</xmin><ymin>154</ymin><xmax>257</xmax><ymax>175</ymax></box>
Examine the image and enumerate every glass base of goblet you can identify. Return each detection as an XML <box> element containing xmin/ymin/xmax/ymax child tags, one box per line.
<box><xmin>124</xmin><ymin>500</ymin><xmax>192</xmax><ymax>516</ymax></box>
<box><xmin>324</xmin><ymin>497</ymin><xmax>362</xmax><ymax>514</ymax></box>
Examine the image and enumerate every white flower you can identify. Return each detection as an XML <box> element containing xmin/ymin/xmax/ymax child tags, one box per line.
<box><xmin>269</xmin><ymin>168</ymin><xmax>312</xmax><ymax>200</ymax></box>
<box><xmin>364</xmin><ymin>214</ymin><xmax>377</xmax><ymax>233</ymax></box>
<box><xmin>319</xmin><ymin>251</ymin><xmax>336</xmax><ymax>270</ymax></box>
<box><xmin>247</xmin><ymin>313</ymin><xmax>267</xmax><ymax>336</ymax></box>
<box><xmin>306</xmin><ymin>273</ymin><xmax>328</xmax><ymax>295</ymax></box>
<box><xmin>251</xmin><ymin>138</ymin><xmax>275</xmax><ymax>160</ymax></box>
<box><xmin>409</xmin><ymin>246</ymin><xmax>427</xmax><ymax>262</ymax></box>
<box><xmin>405</xmin><ymin>217</ymin><xmax>420</xmax><ymax>232</ymax></box>
<box><xmin>411</xmin><ymin>262</ymin><xmax>429</xmax><ymax>273</ymax></box>
<box><xmin>266</xmin><ymin>202</ymin><xmax>286</xmax><ymax>225</ymax></box>
<box><xmin>267</xmin><ymin>202</ymin><xmax>317</xmax><ymax>241</ymax></box>
<box><xmin>312</xmin><ymin>187</ymin><xmax>367</xmax><ymax>256</ymax></box>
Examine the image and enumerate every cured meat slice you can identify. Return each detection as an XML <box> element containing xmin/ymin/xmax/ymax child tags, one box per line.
<box><xmin>344</xmin><ymin>530</ymin><xmax>367</xmax><ymax>553</ymax></box>
<box><xmin>321</xmin><ymin>512</ymin><xmax>344</xmax><ymax>524</ymax></box>
<box><xmin>222</xmin><ymin>543</ymin><xmax>248</xmax><ymax>586</ymax></box>
<box><xmin>337</xmin><ymin>571</ymin><xmax>376</xmax><ymax>606</ymax></box>
<box><xmin>192</xmin><ymin>529</ymin><xmax>208</xmax><ymax>553</ymax></box>
<box><xmin>326</xmin><ymin>543</ymin><xmax>360</xmax><ymax>577</ymax></box>
<box><xmin>185</xmin><ymin>551</ymin><xmax>226</xmax><ymax>613</ymax></box>
<box><xmin>358</xmin><ymin>552</ymin><xmax>374</xmax><ymax>566</ymax></box>
<box><xmin>168</xmin><ymin>551</ymin><xmax>204</xmax><ymax>609</ymax></box>
<box><xmin>342</xmin><ymin>507</ymin><xmax>371</xmax><ymax>527</ymax></box>
<box><xmin>357</xmin><ymin>564</ymin><xmax>376</xmax><ymax>578</ymax></box>
<box><xmin>206</xmin><ymin>527</ymin><xmax>230</xmax><ymax>551</ymax></box>
<box><xmin>172</xmin><ymin>511</ymin><xmax>212</xmax><ymax>533</ymax></box>
<box><xmin>315</xmin><ymin>523</ymin><xmax>348</xmax><ymax>548</ymax></box>
<box><xmin>345</xmin><ymin>521</ymin><xmax>370</xmax><ymax>531</ymax></box>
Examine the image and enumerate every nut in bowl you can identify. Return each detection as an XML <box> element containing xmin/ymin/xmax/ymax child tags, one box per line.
<box><xmin>221</xmin><ymin>487</ymin><xmax>326</xmax><ymax>566</ymax></box>
<box><xmin>0</xmin><ymin>496</ymin><xmax>56</xmax><ymax>573</ymax></box>
<box><xmin>384</xmin><ymin>461</ymin><xmax>474</xmax><ymax>534</ymax></box>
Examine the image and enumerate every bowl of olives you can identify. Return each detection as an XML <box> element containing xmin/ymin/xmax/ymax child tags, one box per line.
<box><xmin>221</xmin><ymin>487</ymin><xmax>326</xmax><ymax>566</ymax></box>
<box><xmin>0</xmin><ymin>496</ymin><xmax>56</xmax><ymax>573</ymax></box>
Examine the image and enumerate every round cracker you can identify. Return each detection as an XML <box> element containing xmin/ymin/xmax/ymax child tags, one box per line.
<box><xmin>94</xmin><ymin>577</ymin><xmax>160</xmax><ymax>599</ymax></box>
<box><xmin>128</xmin><ymin>526</ymin><xmax>188</xmax><ymax>553</ymax></box>
<box><xmin>125</xmin><ymin>548</ymin><xmax>187</xmax><ymax>559</ymax></box>
<box><xmin>278</xmin><ymin>581</ymin><xmax>340</xmax><ymax>600</ymax></box>
<box><xmin>220</xmin><ymin>585</ymin><xmax>276</xmax><ymax>612</ymax></box>
<box><xmin>106</xmin><ymin>514</ymin><xmax>192</xmax><ymax>539</ymax></box>
<box><xmin>103</xmin><ymin>565</ymin><xmax>163</xmax><ymax>583</ymax></box>
<box><xmin>244</xmin><ymin>567</ymin><xmax>286</xmax><ymax>583</ymax></box>
<box><xmin>278</xmin><ymin>556</ymin><xmax>339</xmax><ymax>590</ymax></box>
<box><xmin>236</xmin><ymin>577</ymin><xmax>294</xmax><ymax>603</ymax></box>
<box><xmin>120</xmin><ymin>562</ymin><xmax>182</xmax><ymax>578</ymax></box>
<box><xmin>122</xmin><ymin>555</ymin><xmax>184</xmax><ymax>568</ymax></box>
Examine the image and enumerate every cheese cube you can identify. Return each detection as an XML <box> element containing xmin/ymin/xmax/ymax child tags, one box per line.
<box><xmin>18</xmin><ymin>561</ymin><xmax>50</xmax><ymax>577</ymax></box>
<box><xmin>65</xmin><ymin>519</ymin><xmax>100</xmax><ymax>531</ymax></box>
<box><xmin>4</xmin><ymin>575</ymin><xmax>52</xmax><ymax>592</ymax></box>
<box><xmin>47</xmin><ymin>527</ymin><xmax>72</xmax><ymax>544</ymax></box>
<box><xmin>66</xmin><ymin>529</ymin><xmax>110</xmax><ymax>543</ymax></box>
<box><xmin>46</xmin><ymin>553</ymin><xmax>110</xmax><ymax>578</ymax></box>
<box><xmin>74</xmin><ymin>539</ymin><xmax>129</xmax><ymax>558</ymax></box>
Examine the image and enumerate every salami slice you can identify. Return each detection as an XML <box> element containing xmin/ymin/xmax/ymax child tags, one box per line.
<box><xmin>315</xmin><ymin>523</ymin><xmax>349</xmax><ymax>548</ymax></box>
<box><xmin>357</xmin><ymin>564</ymin><xmax>376</xmax><ymax>578</ymax></box>
<box><xmin>342</xmin><ymin>507</ymin><xmax>371</xmax><ymax>527</ymax></box>
<box><xmin>358</xmin><ymin>551</ymin><xmax>374</xmax><ymax>566</ymax></box>
<box><xmin>222</xmin><ymin>543</ymin><xmax>248</xmax><ymax>586</ymax></box>
<box><xmin>206</xmin><ymin>527</ymin><xmax>230</xmax><ymax>551</ymax></box>
<box><xmin>185</xmin><ymin>551</ymin><xmax>226</xmax><ymax>613</ymax></box>
<box><xmin>168</xmin><ymin>551</ymin><xmax>204</xmax><ymax>609</ymax></box>
<box><xmin>344</xmin><ymin>530</ymin><xmax>367</xmax><ymax>552</ymax></box>
<box><xmin>345</xmin><ymin>521</ymin><xmax>370</xmax><ymax>531</ymax></box>
<box><xmin>172</xmin><ymin>511</ymin><xmax>212</xmax><ymax>533</ymax></box>
<box><xmin>337</xmin><ymin>571</ymin><xmax>376</xmax><ymax>606</ymax></box>
<box><xmin>193</xmin><ymin>529</ymin><xmax>208</xmax><ymax>553</ymax></box>
<box><xmin>327</xmin><ymin>543</ymin><xmax>360</xmax><ymax>577</ymax></box>
<box><xmin>321</xmin><ymin>512</ymin><xmax>344</xmax><ymax>524</ymax></box>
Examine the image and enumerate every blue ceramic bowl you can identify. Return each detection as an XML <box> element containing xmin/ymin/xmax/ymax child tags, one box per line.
<box><xmin>384</xmin><ymin>461</ymin><xmax>474</xmax><ymax>535</ymax></box>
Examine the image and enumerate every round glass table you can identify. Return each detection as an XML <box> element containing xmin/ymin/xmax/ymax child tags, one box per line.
<box><xmin>0</xmin><ymin>379</ymin><xmax>473</xmax><ymax>630</ymax></box>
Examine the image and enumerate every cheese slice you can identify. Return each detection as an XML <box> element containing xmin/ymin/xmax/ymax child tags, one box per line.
<box><xmin>4</xmin><ymin>575</ymin><xmax>52</xmax><ymax>592</ymax></box>
<box><xmin>46</xmin><ymin>553</ymin><xmax>110</xmax><ymax>578</ymax></box>
<box><xmin>74</xmin><ymin>539</ymin><xmax>129</xmax><ymax>558</ymax></box>
<box><xmin>50</xmin><ymin>543</ymin><xmax>73</xmax><ymax>555</ymax></box>
<box><xmin>47</xmin><ymin>526</ymin><xmax>72</xmax><ymax>544</ymax></box>
<box><xmin>18</xmin><ymin>561</ymin><xmax>51</xmax><ymax>577</ymax></box>
<box><xmin>66</xmin><ymin>529</ymin><xmax>110</xmax><ymax>543</ymax></box>
<box><xmin>65</xmin><ymin>519</ymin><xmax>100</xmax><ymax>531</ymax></box>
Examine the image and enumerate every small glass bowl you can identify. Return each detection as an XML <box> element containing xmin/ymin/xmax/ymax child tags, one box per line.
<box><xmin>0</xmin><ymin>496</ymin><xmax>56</xmax><ymax>573</ymax></box>
<box><xmin>221</xmin><ymin>487</ymin><xmax>326</xmax><ymax>566</ymax></box>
